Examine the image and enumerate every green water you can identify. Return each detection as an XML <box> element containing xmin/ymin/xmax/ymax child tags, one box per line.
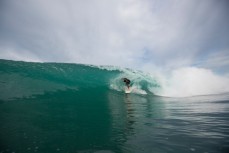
<box><xmin>0</xmin><ymin>59</ymin><xmax>229</xmax><ymax>153</ymax></box>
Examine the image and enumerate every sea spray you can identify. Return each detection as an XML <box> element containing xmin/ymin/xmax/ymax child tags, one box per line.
<box><xmin>153</xmin><ymin>67</ymin><xmax>229</xmax><ymax>97</ymax></box>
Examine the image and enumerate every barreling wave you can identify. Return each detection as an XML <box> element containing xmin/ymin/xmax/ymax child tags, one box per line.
<box><xmin>1</xmin><ymin>59</ymin><xmax>229</xmax><ymax>100</ymax></box>
<box><xmin>0</xmin><ymin>59</ymin><xmax>161</xmax><ymax>101</ymax></box>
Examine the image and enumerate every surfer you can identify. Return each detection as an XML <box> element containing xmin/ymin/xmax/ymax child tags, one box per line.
<box><xmin>122</xmin><ymin>78</ymin><xmax>131</xmax><ymax>89</ymax></box>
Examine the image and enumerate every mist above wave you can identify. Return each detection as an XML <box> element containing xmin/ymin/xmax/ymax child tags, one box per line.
<box><xmin>152</xmin><ymin>67</ymin><xmax>229</xmax><ymax>97</ymax></box>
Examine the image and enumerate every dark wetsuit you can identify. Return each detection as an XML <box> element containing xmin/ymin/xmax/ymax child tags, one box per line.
<box><xmin>123</xmin><ymin>78</ymin><xmax>131</xmax><ymax>87</ymax></box>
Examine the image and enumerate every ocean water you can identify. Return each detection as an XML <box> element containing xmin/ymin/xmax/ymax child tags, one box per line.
<box><xmin>0</xmin><ymin>59</ymin><xmax>229</xmax><ymax>153</ymax></box>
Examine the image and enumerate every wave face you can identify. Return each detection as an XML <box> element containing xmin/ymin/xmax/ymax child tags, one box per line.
<box><xmin>0</xmin><ymin>59</ymin><xmax>161</xmax><ymax>101</ymax></box>
<box><xmin>1</xmin><ymin>59</ymin><xmax>229</xmax><ymax>100</ymax></box>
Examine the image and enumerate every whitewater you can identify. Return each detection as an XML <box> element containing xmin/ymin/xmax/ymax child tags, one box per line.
<box><xmin>0</xmin><ymin>59</ymin><xmax>229</xmax><ymax>153</ymax></box>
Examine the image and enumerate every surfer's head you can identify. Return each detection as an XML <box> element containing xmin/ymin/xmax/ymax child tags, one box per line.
<box><xmin>122</xmin><ymin>78</ymin><xmax>127</xmax><ymax>82</ymax></box>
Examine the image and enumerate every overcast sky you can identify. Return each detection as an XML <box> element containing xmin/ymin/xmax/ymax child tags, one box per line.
<box><xmin>0</xmin><ymin>0</ymin><xmax>229</xmax><ymax>73</ymax></box>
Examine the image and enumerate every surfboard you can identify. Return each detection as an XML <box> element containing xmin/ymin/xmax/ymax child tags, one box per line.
<box><xmin>125</xmin><ymin>87</ymin><xmax>131</xmax><ymax>94</ymax></box>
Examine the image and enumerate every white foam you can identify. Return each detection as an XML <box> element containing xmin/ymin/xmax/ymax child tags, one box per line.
<box><xmin>153</xmin><ymin>67</ymin><xmax>229</xmax><ymax>97</ymax></box>
<box><xmin>90</xmin><ymin>65</ymin><xmax>124</xmax><ymax>72</ymax></box>
<box><xmin>131</xmin><ymin>87</ymin><xmax>147</xmax><ymax>95</ymax></box>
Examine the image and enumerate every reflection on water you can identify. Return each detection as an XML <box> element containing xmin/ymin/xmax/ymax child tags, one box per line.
<box><xmin>108</xmin><ymin>91</ymin><xmax>229</xmax><ymax>153</ymax></box>
<box><xmin>107</xmin><ymin>91</ymin><xmax>167</xmax><ymax>152</ymax></box>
